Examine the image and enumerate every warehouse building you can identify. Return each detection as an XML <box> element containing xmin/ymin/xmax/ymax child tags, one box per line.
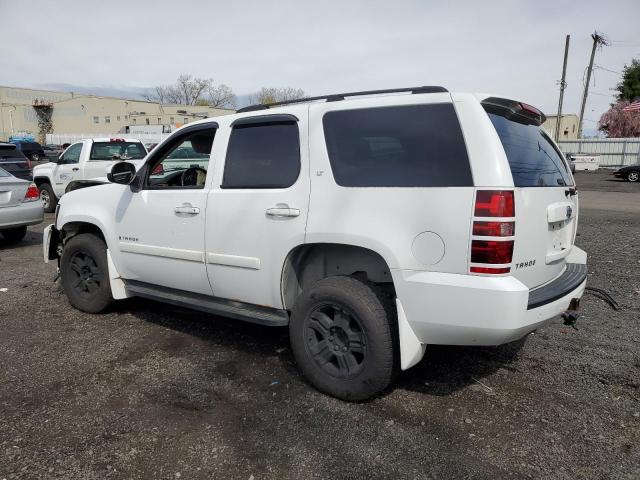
<box><xmin>542</xmin><ymin>114</ymin><xmax>580</xmax><ymax>141</ymax></box>
<box><xmin>0</xmin><ymin>85</ymin><xmax>233</xmax><ymax>142</ymax></box>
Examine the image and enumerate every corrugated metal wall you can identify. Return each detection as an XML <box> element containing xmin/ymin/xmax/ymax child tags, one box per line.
<box><xmin>558</xmin><ymin>138</ymin><xmax>640</xmax><ymax>168</ymax></box>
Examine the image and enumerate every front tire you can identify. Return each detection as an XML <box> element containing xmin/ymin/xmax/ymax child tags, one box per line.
<box><xmin>60</xmin><ymin>233</ymin><xmax>113</xmax><ymax>313</ymax></box>
<box><xmin>0</xmin><ymin>226</ymin><xmax>27</xmax><ymax>243</ymax></box>
<box><xmin>627</xmin><ymin>171</ymin><xmax>639</xmax><ymax>182</ymax></box>
<box><xmin>289</xmin><ymin>276</ymin><xmax>396</xmax><ymax>401</ymax></box>
<box><xmin>39</xmin><ymin>183</ymin><xmax>57</xmax><ymax>213</ymax></box>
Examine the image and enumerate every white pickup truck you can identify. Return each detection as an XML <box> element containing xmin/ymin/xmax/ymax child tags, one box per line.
<box><xmin>32</xmin><ymin>138</ymin><xmax>147</xmax><ymax>212</ymax></box>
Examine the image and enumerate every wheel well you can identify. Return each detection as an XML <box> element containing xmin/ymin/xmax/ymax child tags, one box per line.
<box><xmin>60</xmin><ymin>221</ymin><xmax>106</xmax><ymax>245</ymax></box>
<box><xmin>33</xmin><ymin>177</ymin><xmax>51</xmax><ymax>188</ymax></box>
<box><xmin>281</xmin><ymin>243</ymin><xmax>395</xmax><ymax>310</ymax></box>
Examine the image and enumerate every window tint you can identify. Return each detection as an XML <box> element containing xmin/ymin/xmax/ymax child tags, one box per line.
<box><xmin>89</xmin><ymin>142</ymin><xmax>146</xmax><ymax>160</ymax></box>
<box><xmin>487</xmin><ymin>113</ymin><xmax>573</xmax><ymax>187</ymax></box>
<box><xmin>222</xmin><ymin>122</ymin><xmax>300</xmax><ymax>188</ymax></box>
<box><xmin>322</xmin><ymin>104</ymin><xmax>472</xmax><ymax>187</ymax></box>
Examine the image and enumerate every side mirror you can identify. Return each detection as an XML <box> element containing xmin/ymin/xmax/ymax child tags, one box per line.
<box><xmin>107</xmin><ymin>161</ymin><xmax>136</xmax><ymax>185</ymax></box>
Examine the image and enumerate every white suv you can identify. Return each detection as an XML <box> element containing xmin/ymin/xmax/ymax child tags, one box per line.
<box><xmin>43</xmin><ymin>87</ymin><xmax>587</xmax><ymax>400</ymax></box>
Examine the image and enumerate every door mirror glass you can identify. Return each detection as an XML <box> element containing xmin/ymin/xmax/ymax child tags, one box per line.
<box><xmin>107</xmin><ymin>161</ymin><xmax>136</xmax><ymax>185</ymax></box>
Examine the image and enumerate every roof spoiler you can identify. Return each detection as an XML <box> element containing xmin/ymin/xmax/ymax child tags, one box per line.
<box><xmin>481</xmin><ymin>97</ymin><xmax>546</xmax><ymax>126</ymax></box>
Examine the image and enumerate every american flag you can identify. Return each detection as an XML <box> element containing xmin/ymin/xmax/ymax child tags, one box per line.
<box><xmin>622</xmin><ymin>99</ymin><xmax>640</xmax><ymax>112</ymax></box>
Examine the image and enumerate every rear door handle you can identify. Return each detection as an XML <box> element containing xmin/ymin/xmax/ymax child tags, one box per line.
<box><xmin>266</xmin><ymin>207</ymin><xmax>300</xmax><ymax>218</ymax></box>
<box><xmin>174</xmin><ymin>205</ymin><xmax>200</xmax><ymax>215</ymax></box>
<box><xmin>72</xmin><ymin>168</ymin><xmax>79</xmax><ymax>171</ymax></box>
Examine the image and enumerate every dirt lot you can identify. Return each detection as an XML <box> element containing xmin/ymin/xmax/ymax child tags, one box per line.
<box><xmin>1</xmin><ymin>171</ymin><xmax>638</xmax><ymax>479</ymax></box>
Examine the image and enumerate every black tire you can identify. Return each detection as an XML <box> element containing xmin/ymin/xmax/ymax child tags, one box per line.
<box><xmin>1</xmin><ymin>226</ymin><xmax>27</xmax><ymax>243</ymax></box>
<box><xmin>627</xmin><ymin>170</ymin><xmax>640</xmax><ymax>182</ymax></box>
<box><xmin>60</xmin><ymin>233</ymin><xmax>113</xmax><ymax>313</ymax></box>
<box><xmin>39</xmin><ymin>183</ymin><xmax>57</xmax><ymax>213</ymax></box>
<box><xmin>289</xmin><ymin>276</ymin><xmax>397</xmax><ymax>401</ymax></box>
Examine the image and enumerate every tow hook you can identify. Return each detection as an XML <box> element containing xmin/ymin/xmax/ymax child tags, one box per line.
<box><xmin>561</xmin><ymin>310</ymin><xmax>580</xmax><ymax>330</ymax></box>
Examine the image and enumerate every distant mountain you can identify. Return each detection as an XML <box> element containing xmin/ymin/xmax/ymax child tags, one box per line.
<box><xmin>38</xmin><ymin>83</ymin><xmax>153</xmax><ymax>100</ymax></box>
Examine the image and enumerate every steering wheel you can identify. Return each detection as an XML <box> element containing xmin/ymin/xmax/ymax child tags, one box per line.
<box><xmin>180</xmin><ymin>167</ymin><xmax>207</xmax><ymax>187</ymax></box>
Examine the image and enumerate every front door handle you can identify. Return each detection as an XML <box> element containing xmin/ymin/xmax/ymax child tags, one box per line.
<box><xmin>72</xmin><ymin>168</ymin><xmax>79</xmax><ymax>171</ymax></box>
<box><xmin>174</xmin><ymin>205</ymin><xmax>200</xmax><ymax>215</ymax></box>
<box><xmin>266</xmin><ymin>207</ymin><xmax>300</xmax><ymax>218</ymax></box>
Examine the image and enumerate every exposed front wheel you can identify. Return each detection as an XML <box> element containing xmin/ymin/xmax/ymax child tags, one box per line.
<box><xmin>627</xmin><ymin>171</ymin><xmax>639</xmax><ymax>182</ymax></box>
<box><xmin>60</xmin><ymin>233</ymin><xmax>113</xmax><ymax>313</ymax></box>
<box><xmin>38</xmin><ymin>183</ymin><xmax>57</xmax><ymax>213</ymax></box>
<box><xmin>289</xmin><ymin>276</ymin><xmax>396</xmax><ymax>401</ymax></box>
<box><xmin>0</xmin><ymin>226</ymin><xmax>27</xmax><ymax>243</ymax></box>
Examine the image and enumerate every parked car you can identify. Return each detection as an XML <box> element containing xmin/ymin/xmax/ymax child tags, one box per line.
<box><xmin>11</xmin><ymin>140</ymin><xmax>46</xmax><ymax>163</ymax></box>
<box><xmin>0</xmin><ymin>143</ymin><xmax>32</xmax><ymax>180</ymax></box>
<box><xmin>613</xmin><ymin>163</ymin><xmax>640</xmax><ymax>182</ymax></box>
<box><xmin>43</xmin><ymin>144</ymin><xmax>64</xmax><ymax>160</ymax></box>
<box><xmin>43</xmin><ymin>87</ymin><xmax>587</xmax><ymax>401</ymax></box>
<box><xmin>32</xmin><ymin>138</ymin><xmax>147</xmax><ymax>212</ymax></box>
<box><xmin>0</xmin><ymin>166</ymin><xmax>43</xmax><ymax>243</ymax></box>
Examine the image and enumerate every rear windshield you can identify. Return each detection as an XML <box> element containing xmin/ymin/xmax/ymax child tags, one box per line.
<box><xmin>323</xmin><ymin>104</ymin><xmax>472</xmax><ymax>187</ymax></box>
<box><xmin>0</xmin><ymin>149</ymin><xmax>27</xmax><ymax>160</ymax></box>
<box><xmin>488</xmin><ymin>113</ymin><xmax>573</xmax><ymax>187</ymax></box>
<box><xmin>89</xmin><ymin>142</ymin><xmax>146</xmax><ymax>160</ymax></box>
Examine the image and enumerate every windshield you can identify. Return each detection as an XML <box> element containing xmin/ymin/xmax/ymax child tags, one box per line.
<box><xmin>487</xmin><ymin>113</ymin><xmax>574</xmax><ymax>187</ymax></box>
<box><xmin>90</xmin><ymin>142</ymin><xmax>146</xmax><ymax>160</ymax></box>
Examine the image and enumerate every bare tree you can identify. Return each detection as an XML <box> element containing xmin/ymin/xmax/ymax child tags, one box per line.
<box><xmin>205</xmin><ymin>83</ymin><xmax>237</xmax><ymax>108</ymax></box>
<box><xmin>143</xmin><ymin>75</ymin><xmax>237</xmax><ymax>107</ymax></box>
<box><xmin>248</xmin><ymin>87</ymin><xmax>305</xmax><ymax>105</ymax></box>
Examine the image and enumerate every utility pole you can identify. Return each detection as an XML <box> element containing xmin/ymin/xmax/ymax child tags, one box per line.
<box><xmin>578</xmin><ymin>32</ymin><xmax>607</xmax><ymax>138</ymax></box>
<box><xmin>555</xmin><ymin>35</ymin><xmax>570</xmax><ymax>142</ymax></box>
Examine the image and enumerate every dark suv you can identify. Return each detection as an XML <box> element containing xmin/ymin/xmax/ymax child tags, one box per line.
<box><xmin>0</xmin><ymin>143</ymin><xmax>32</xmax><ymax>180</ymax></box>
<box><xmin>12</xmin><ymin>141</ymin><xmax>46</xmax><ymax>163</ymax></box>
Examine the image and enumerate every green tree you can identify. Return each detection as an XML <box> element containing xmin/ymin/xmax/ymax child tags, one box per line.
<box><xmin>615</xmin><ymin>59</ymin><xmax>640</xmax><ymax>102</ymax></box>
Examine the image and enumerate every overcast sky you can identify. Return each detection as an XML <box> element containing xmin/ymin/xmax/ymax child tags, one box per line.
<box><xmin>1</xmin><ymin>0</ymin><xmax>639</xmax><ymax>133</ymax></box>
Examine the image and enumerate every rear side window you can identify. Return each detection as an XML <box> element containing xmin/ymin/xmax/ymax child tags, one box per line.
<box><xmin>90</xmin><ymin>142</ymin><xmax>146</xmax><ymax>160</ymax></box>
<box><xmin>487</xmin><ymin>113</ymin><xmax>573</xmax><ymax>187</ymax></box>
<box><xmin>322</xmin><ymin>104</ymin><xmax>472</xmax><ymax>187</ymax></box>
<box><xmin>222</xmin><ymin>122</ymin><xmax>300</xmax><ymax>188</ymax></box>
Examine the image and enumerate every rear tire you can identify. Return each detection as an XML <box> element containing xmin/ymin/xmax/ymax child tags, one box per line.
<box><xmin>289</xmin><ymin>276</ymin><xmax>396</xmax><ymax>401</ymax></box>
<box><xmin>0</xmin><ymin>226</ymin><xmax>27</xmax><ymax>243</ymax></box>
<box><xmin>60</xmin><ymin>233</ymin><xmax>113</xmax><ymax>313</ymax></box>
<box><xmin>39</xmin><ymin>183</ymin><xmax>57</xmax><ymax>213</ymax></box>
<box><xmin>627</xmin><ymin>171</ymin><xmax>639</xmax><ymax>182</ymax></box>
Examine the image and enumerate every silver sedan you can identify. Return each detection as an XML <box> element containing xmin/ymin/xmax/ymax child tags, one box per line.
<box><xmin>0</xmin><ymin>167</ymin><xmax>44</xmax><ymax>243</ymax></box>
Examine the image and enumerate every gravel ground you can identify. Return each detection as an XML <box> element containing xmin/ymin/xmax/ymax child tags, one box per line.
<box><xmin>0</xmin><ymin>176</ymin><xmax>638</xmax><ymax>479</ymax></box>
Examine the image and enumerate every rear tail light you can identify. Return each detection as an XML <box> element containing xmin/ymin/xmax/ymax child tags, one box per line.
<box><xmin>472</xmin><ymin>221</ymin><xmax>514</xmax><ymax>237</ymax></box>
<box><xmin>26</xmin><ymin>158</ymin><xmax>32</xmax><ymax>169</ymax></box>
<box><xmin>23</xmin><ymin>183</ymin><xmax>39</xmax><ymax>202</ymax></box>
<box><xmin>471</xmin><ymin>240</ymin><xmax>514</xmax><ymax>264</ymax></box>
<box><xmin>474</xmin><ymin>190</ymin><xmax>515</xmax><ymax>217</ymax></box>
<box><xmin>470</xmin><ymin>190</ymin><xmax>515</xmax><ymax>275</ymax></box>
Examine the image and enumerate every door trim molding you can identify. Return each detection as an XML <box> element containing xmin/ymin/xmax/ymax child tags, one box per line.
<box><xmin>206</xmin><ymin>252</ymin><xmax>261</xmax><ymax>270</ymax></box>
<box><xmin>120</xmin><ymin>242</ymin><xmax>204</xmax><ymax>263</ymax></box>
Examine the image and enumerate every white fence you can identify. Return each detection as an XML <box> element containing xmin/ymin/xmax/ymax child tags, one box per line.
<box><xmin>557</xmin><ymin>138</ymin><xmax>640</xmax><ymax>169</ymax></box>
<box><xmin>46</xmin><ymin>132</ymin><xmax>169</xmax><ymax>145</ymax></box>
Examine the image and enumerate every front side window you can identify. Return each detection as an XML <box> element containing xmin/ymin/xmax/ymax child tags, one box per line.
<box><xmin>89</xmin><ymin>142</ymin><xmax>146</xmax><ymax>161</ymax></box>
<box><xmin>322</xmin><ymin>104</ymin><xmax>472</xmax><ymax>187</ymax></box>
<box><xmin>222</xmin><ymin>121</ymin><xmax>300</xmax><ymax>189</ymax></box>
<box><xmin>61</xmin><ymin>143</ymin><xmax>82</xmax><ymax>164</ymax></box>
<box><xmin>147</xmin><ymin>128</ymin><xmax>216</xmax><ymax>189</ymax></box>
<box><xmin>487</xmin><ymin>113</ymin><xmax>573</xmax><ymax>187</ymax></box>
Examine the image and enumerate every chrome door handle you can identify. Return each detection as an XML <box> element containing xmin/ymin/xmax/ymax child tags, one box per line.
<box><xmin>266</xmin><ymin>207</ymin><xmax>300</xmax><ymax>218</ymax></box>
<box><xmin>174</xmin><ymin>205</ymin><xmax>200</xmax><ymax>215</ymax></box>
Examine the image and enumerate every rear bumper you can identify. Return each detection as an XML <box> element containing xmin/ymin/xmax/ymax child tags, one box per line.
<box><xmin>0</xmin><ymin>201</ymin><xmax>44</xmax><ymax>229</ymax></box>
<box><xmin>394</xmin><ymin>247</ymin><xmax>587</xmax><ymax>347</ymax></box>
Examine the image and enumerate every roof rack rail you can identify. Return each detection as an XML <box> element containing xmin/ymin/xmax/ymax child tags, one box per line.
<box><xmin>236</xmin><ymin>85</ymin><xmax>448</xmax><ymax>113</ymax></box>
